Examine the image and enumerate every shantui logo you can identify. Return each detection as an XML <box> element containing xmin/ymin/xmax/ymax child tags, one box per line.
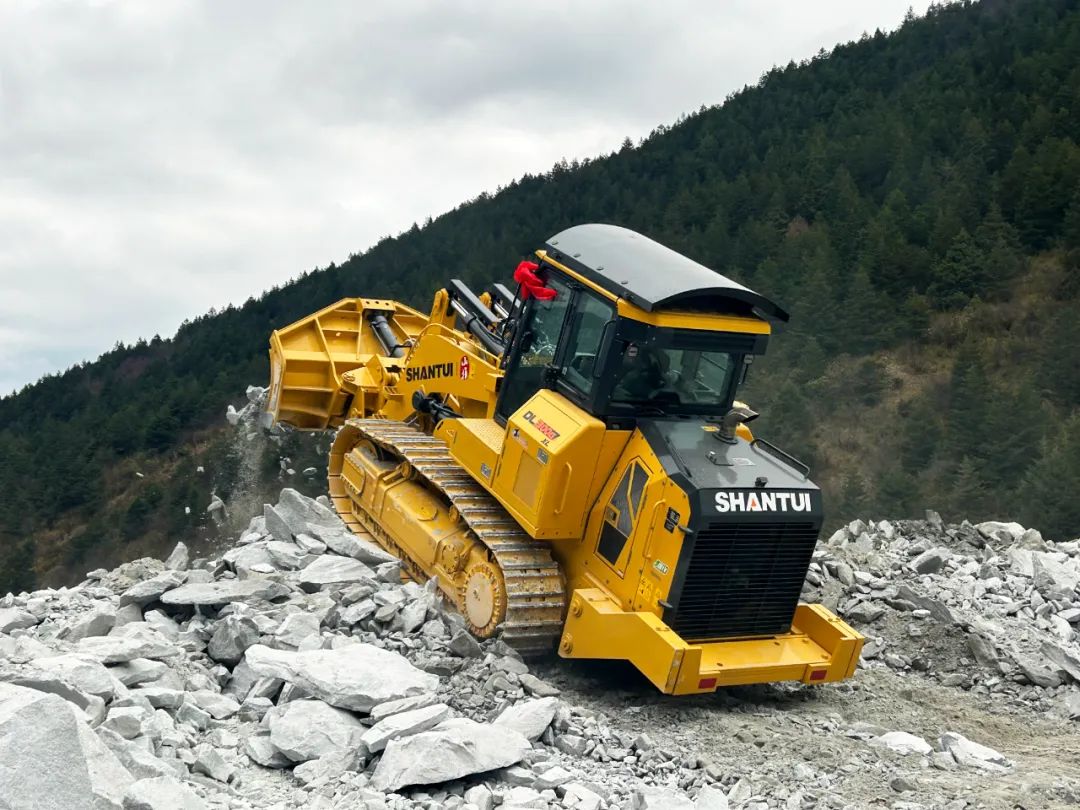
<box><xmin>459</xmin><ymin>355</ymin><xmax>470</xmax><ymax>380</ymax></box>
<box><xmin>714</xmin><ymin>491</ymin><xmax>812</xmax><ymax>513</ymax></box>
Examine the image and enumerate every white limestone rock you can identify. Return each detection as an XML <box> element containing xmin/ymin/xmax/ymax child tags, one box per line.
<box><xmin>267</xmin><ymin>698</ymin><xmax>366</xmax><ymax>762</ymax></box>
<box><xmin>0</xmin><ymin>608</ymin><xmax>39</xmax><ymax>633</ymax></box>
<box><xmin>243</xmin><ymin>732</ymin><xmax>292</xmax><ymax>769</ymax></box>
<box><xmin>631</xmin><ymin>786</ymin><xmax>696</xmax><ymax>809</ymax></box>
<box><xmin>122</xmin><ymin>775</ymin><xmax>206</xmax><ymax>810</ymax></box>
<box><xmin>244</xmin><ymin>643</ymin><xmax>437</xmax><ymax>712</ymax></box>
<box><xmin>695</xmin><ymin>784</ymin><xmax>730</xmax><ymax>810</ymax></box>
<box><xmin>96</xmin><ymin>727</ymin><xmax>176</xmax><ymax>781</ymax></box>
<box><xmin>65</xmin><ymin>604</ymin><xmax>118</xmax><ymax>641</ymax></box>
<box><xmin>120</xmin><ymin>572</ymin><xmax>186</xmax><ymax>607</ymax></box>
<box><xmin>305</xmin><ymin>525</ymin><xmax>397</xmax><ymax>566</ymax></box>
<box><xmin>291</xmin><ymin>556</ymin><xmax>375</xmax><ymax>588</ymax></box>
<box><xmin>20</xmin><ymin>653</ymin><xmax>118</xmax><ymax>700</ymax></box>
<box><xmin>163</xmin><ymin>543</ymin><xmax>190</xmax><ymax>572</ymax></box>
<box><xmin>493</xmin><ymin>696</ymin><xmax>559</xmax><ymax>742</ymax></box>
<box><xmin>110</xmin><ymin>659</ymin><xmax>168</xmax><ymax>688</ymax></box>
<box><xmin>370</xmin><ymin>717</ymin><xmax>530</xmax><ymax>792</ymax></box>
<box><xmin>872</xmin><ymin>731</ymin><xmax>934</xmax><ymax>756</ymax></box>
<box><xmin>274</xmin><ymin>612</ymin><xmax>321</xmax><ymax>648</ymax></box>
<box><xmin>0</xmin><ymin>683</ymin><xmax>134</xmax><ymax>809</ymax></box>
<box><xmin>361</xmin><ymin>702</ymin><xmax>449</xmax><ymax>752</ymax></box>
<box><xmin>939</xmin><ymin>731</ymin><xmax>1013</xmax><ymax>772</ymax></box>
<box><xmin>77</xmin><ymin>628</ymin><xmax>178</xmax><ymax>664</ymax></box>
<box><xmin>159</xmin><ymin>579</ymin><xmax>288</xmax><ymax>606</ymax></box>
<box><xmin>207</xmin><ymin>614</ymin><xmax>260</xmax><ymax>666</ymax></box>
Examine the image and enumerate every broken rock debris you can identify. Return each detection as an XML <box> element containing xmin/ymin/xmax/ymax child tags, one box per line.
<box><xmin>0</xmin><ymin>485</ymin><xmax>1076</xmax><ymax>809</ymax></box>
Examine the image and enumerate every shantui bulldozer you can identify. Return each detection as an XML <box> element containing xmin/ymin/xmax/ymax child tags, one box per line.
<box><xmin>265</xmin><ymin>224</ymin><xmax>863</xmax><ymax>694</ymax></box>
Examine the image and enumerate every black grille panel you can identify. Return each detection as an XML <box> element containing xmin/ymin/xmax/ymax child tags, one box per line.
<box><xmin>669</xmin><ymin>522</ymin><xmax>819</xmax><ymax>640</ymax></box>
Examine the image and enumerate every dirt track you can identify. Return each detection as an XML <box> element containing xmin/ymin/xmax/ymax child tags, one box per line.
<box><xmin>535</xmin><ymin>658</ymin><xmax>1080</xmax><ymax>809</ymax></box>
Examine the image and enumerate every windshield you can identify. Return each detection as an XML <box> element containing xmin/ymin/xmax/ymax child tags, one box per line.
<box><xmin>611</xmin><ymin>344</ymin><xmax>736</xmax><ymax>412</ymax></box>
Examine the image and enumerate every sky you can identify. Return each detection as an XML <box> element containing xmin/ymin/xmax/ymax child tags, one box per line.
<box><xmin>0</xmin><ymin>0</ymin><xmax>934</xmax><ymax>397</ymax></box>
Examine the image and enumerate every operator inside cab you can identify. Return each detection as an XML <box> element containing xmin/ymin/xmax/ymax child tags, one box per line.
<box><xmin>611</xmin><ymin>343</ymin><xmax>736</xmax><ymax>411</ymax></box>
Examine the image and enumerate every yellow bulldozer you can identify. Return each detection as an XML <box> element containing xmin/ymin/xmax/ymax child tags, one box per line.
<box><xmin>265</xmin><ymin>224</ymin><xmax>863</xmax><ymax>695</ymax></box>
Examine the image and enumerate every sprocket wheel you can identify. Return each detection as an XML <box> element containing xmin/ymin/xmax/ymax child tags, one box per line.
<box><xmin>460</xmin><ymin>559</ymin><xmax>507</xmax><ymax>638</ymax></box>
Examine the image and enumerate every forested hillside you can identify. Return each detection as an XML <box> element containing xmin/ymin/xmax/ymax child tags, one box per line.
<box><xmin>2</xmin><ymin>0</ymin><xmax>1079</xmax><ymax>592</ymax></box>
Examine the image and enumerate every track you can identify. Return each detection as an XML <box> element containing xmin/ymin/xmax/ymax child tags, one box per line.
<box><xmin>334</xmin><ymin>418</ymin><xmax>567</xmax><ymax>655</ymax></box>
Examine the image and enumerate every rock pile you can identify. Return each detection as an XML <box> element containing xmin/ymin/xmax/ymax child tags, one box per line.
<box><xmin>805</xmin><ymin>513</ymin><xmax>1080</xmax><ymax>718</ymax></box>
<box><xmin>0</xmin><ymin>488</ymin><xmax>722</xmax><ymax>809</ymax></box>
<box><xmin>1</xmin><ymin>489</ymin><xmax>1077</xmax><ymax>810</ymax></box>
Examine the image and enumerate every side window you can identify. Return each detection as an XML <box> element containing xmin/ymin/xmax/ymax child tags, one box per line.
<box><xmin>559</xmin><ymin>293</ymin><xmax>613</xmax><ymax>397</ymax></box>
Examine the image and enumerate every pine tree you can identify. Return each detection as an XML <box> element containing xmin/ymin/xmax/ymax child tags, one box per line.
<box><xmin>929</xmin><ymin>228</ymin><xmax>985</xmax><ymax>308</ymax></box>
<box><xmin>1017</xmin><ymin>414</ymin><xmax>1080</xmax><ymax>540</ymax></box>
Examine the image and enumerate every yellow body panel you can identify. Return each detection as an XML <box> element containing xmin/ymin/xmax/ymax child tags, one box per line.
<box><xmin>560</xmin><ymin>589</ymin><xmax>863</xmax><ymax>694</ymax></box>
<box><xmin>438</xmin><ymin>391</ymin><xmax>629</xmax><ymax>540</ymax></box>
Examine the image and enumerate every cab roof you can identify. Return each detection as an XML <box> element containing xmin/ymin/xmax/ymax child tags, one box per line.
<box><xmin>543</xmin><ymin>224</ymin><xmax>789</xmax><ymax>322</ymax></box>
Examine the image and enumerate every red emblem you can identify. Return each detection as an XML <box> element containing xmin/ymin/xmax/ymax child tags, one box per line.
<box><xmin>459</xmin><ymin>355</ymin><xmax>470</xmax><ymax>380</ymax></box>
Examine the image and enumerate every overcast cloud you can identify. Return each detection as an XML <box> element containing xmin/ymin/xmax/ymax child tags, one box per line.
<box><xmin>0</xmin><ymin>0</ymin><xmax>931</xmax><ymax>396</ymax></box>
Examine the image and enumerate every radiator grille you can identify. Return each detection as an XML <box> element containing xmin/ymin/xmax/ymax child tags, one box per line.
<box><xmin>669</xmin><ymin>521</ymin><xmax>819</xmax><ymax>640</ymax></box>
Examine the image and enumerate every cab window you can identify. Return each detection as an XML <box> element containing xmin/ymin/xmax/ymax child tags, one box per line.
<box><xmin>496</xmin><ymin>276</ymin><xmax>572</xmax><ymax>419</ymax></box>
<box><xmin>559</xmin><ymin>292</ymin><xmax>614</xmax><ymax>397</ymax></box>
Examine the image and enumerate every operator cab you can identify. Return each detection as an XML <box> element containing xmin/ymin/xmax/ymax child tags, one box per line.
<box><xmin>495</xmin><ymin>224</ymin><xmax>788</xmax><ymax>425</ymax></box>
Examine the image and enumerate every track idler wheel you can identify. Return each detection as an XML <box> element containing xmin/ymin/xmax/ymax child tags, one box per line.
<box><xmin>460</xmin><ymin>559</ymin><xmax>507</xmax><ymax>638</ymax></box>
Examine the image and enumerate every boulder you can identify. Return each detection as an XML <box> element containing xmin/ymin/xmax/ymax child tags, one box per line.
<box><xmin>975</xmin><ymin>521</ymin><xmax>1026</xmax><ymax>543</ymax></box>
<box><xmin>0</xmin><ymin>683</ymin><xmax>134</xmax><ymax>809</ymax></box>
<box><xmin>563</xmin><ymin>784</ymin><xmax>604</xmax><ymax>810</ymax></box>
<box><xmin>910</xmin><ymin>547</ymin><xmax>950</xmax><ymax>575</ymax></box>
<box><xmin>110</xmin><ymin>659</ymin><xmax>168</xmax><ymax>688</ymax></box>
<box><xmin>244</xmin><ymin>643</ymin><xmax>437</xmax><ymax>712</ymax></box>
<box><xmin>274</xmin><ymin>612</ymin><xmax>321</xmax><ymax>648</ymax></box>
<box><xmin>872</xmin><ymin>731</ymin><xmax>933</xmax><ymax>756</ymax></box>
<box><xmin>243</xmin><ymin>731</ymin><xmax>292</xmax><ymax>768</ymax></box>
<box><xmin>159</xmin><ymin>580</ymin><xmax>288</xmax><ymax>607</ymax></box>
<box><xmin>306</xmin><ymin>525</ymin><xmax>397</xmax><ymax>566</ymax></box>
<box><xmin>207</xmin><ymin>615</ymin><xmax>260</xmax><ymax>665</ymax></box>
<box><xmin>20</xmin><ymin>653</ymin><xmax>117</xmax><ymax>700</ymax></box>
<box><xmin>77</xmin><ymin>628</ymin><xmax>178</xmax><ymax>664</ymax></box>
<box><xmin>120</xmin><ymin>572</ymin><xmax>186</xmax><ymax>607</ymax></box>
<box><xmin>263</xmin><ymin>504</ymin><xmax>295</xmax><ymax>544</ymax></box>
<box><xmin>163</xmin><ymin>543</ymin><xmax>190</xmax><ymax>572</ymax></box>
<box><xmin>1040</xmin><ymin>641</ymin><xmax>1080</xmax><ymax>683</ymax></box>
<box><xmin>0</xmin><ymin>608</ymin><xmax>38</xmax><ymax>633</ymax></box>
<box><xmin>122</xmin><ymin>775</ymin><xmax>206</xmax><ymax>810</ymax></box>
<box><xmin>632</xmin><ymin>786</ymin><xmax>695</xmax><ymax>809</ymax></box>
<box><xmin>370</xmin><ymin>718</ymin><xmax>530</xmax><ymax>792</ymax></box>
<box><xmin>695</xmin><ymin>785</ymin><xmax>730</xmax><ymax>810</ymax></box>
<box><xmin>65</xmin><ymin>604</ymin><xmax>118</xmax><ymax>641</ymax></box>
<box><xmin>493</xmin><ymin>696</ymin><xmax>558</xmax><ymax>742</ymax></box>
<box><xmin>267</xmin><ymin>698</ymin><xmax>366</xmax><ymax>762</ymax></box>
<box><xmin>291</xmin><ymin>556</ymin><xmax>375</xmax><ymax>588</ymax></box>
<box><xmin>447</xmin><ymin>628</ymin><xmax>484</xmax><ymax>658</ymax></box>
<box><xmin>96</xmin><ymin>727</ymin><xmax>175</xmax><ymax>781</ymax></box>
<box><xmin>518</xmin><ymin>673</ymin><xmax>560</xmax><ymax>697</ymax></box>
<box><xmin>369</xmin><ymin>693</ymin><xmax>441</xmax><ymax>724</ymax></box>
<box><xmin>361</xmin><ymin>702</ymin><xmax>449</xmax><ymax>752</ymax></box>
<box><xmin>192</xmin><ymin>744</ymin><xmax>234</xmax><ymax>783</ymax></box>
<box><xmin>278</xmin><ymin>488</ymin><xmax>341</xmax><ymax>531</ymax></box>
<box><xmin>188</xmin><ymin>690</ymin><xmax>240</xmax><ymax>720</ymax></box>
<box><xmin>939</xmin><ymin>731</ymin><xmax>1013</xmax><ymax>772</ymax></box>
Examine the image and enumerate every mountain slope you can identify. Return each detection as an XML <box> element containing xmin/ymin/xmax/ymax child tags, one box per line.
<box><xmin>2</xmin><ymin>0</ymin><xmax>1079</xmax><ymax>591</ymax></box>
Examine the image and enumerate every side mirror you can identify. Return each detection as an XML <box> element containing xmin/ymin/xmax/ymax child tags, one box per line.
<box><xmin>739</xmin><ymin>355</ymin><xmax>754</xmax><ymax>385</ymax></box>
<box><xmin>592</xmin><ymin>320</ymin><xmax>616</xmax><ymax>379</ymax></box>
